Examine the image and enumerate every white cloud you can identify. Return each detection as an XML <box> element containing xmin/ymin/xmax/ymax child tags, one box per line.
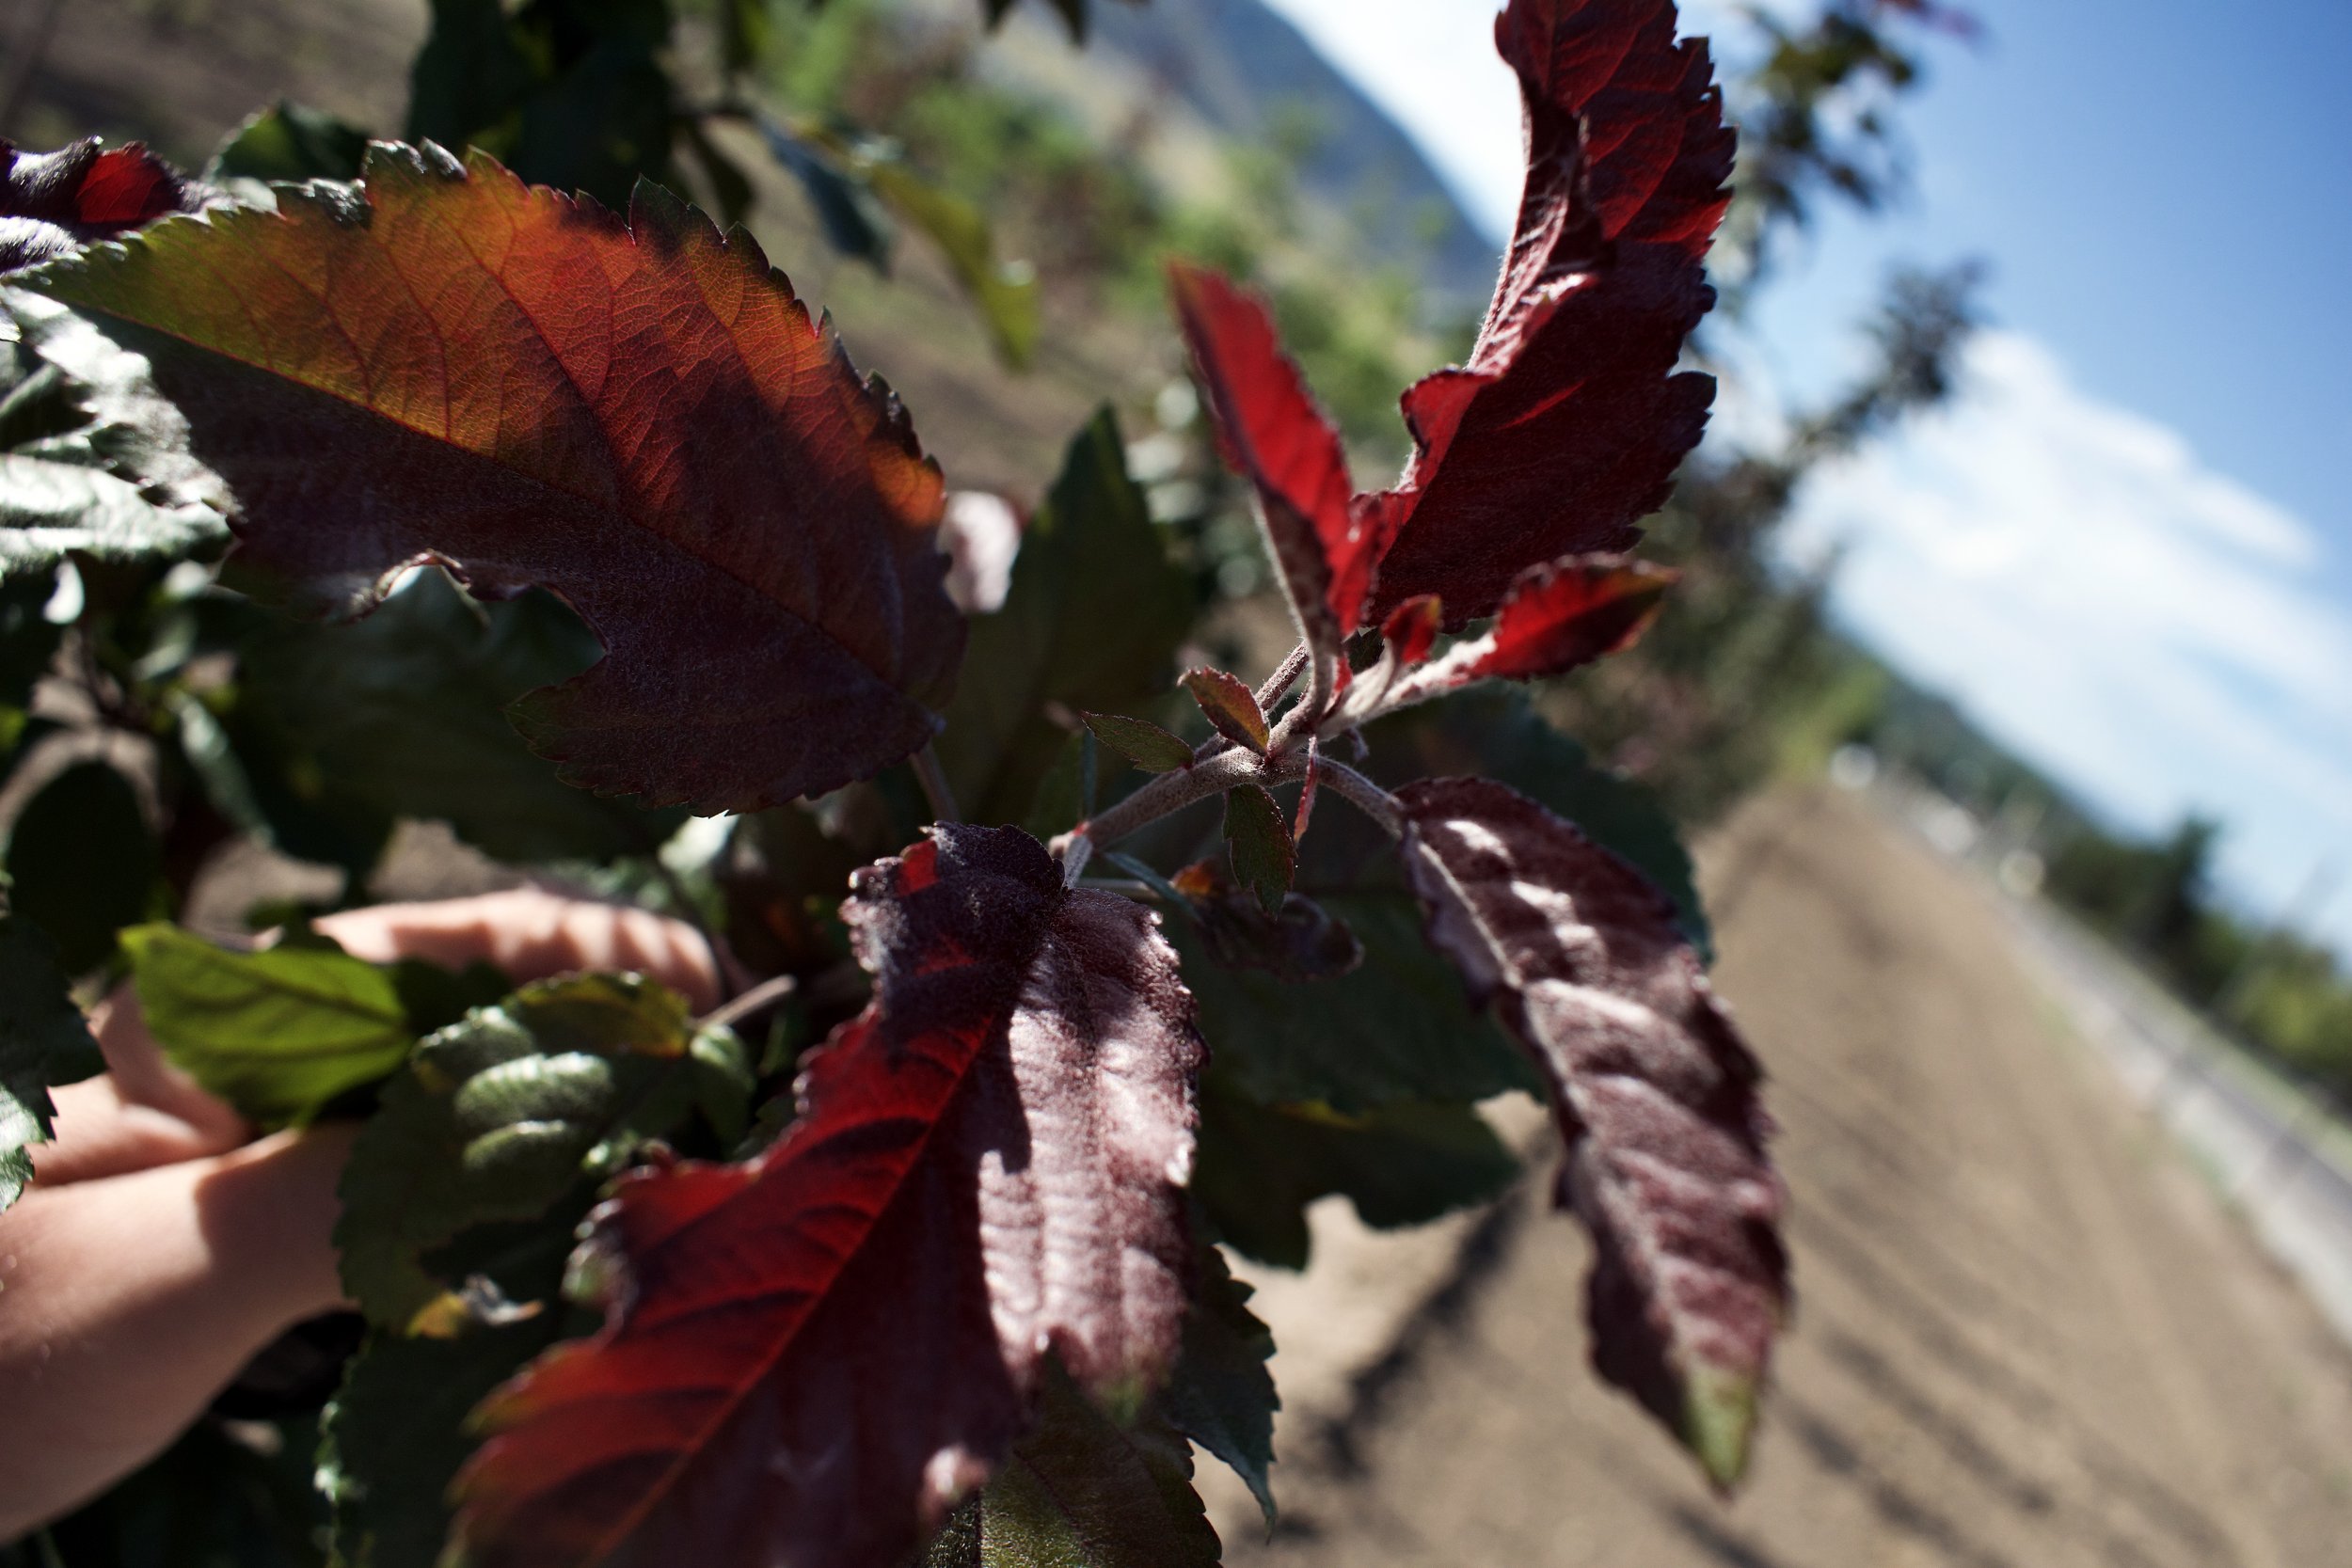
<box><xmin>1788</xmin><ymin>330</ymin><xmax>2352</xmax><ymax>949</ymax></box>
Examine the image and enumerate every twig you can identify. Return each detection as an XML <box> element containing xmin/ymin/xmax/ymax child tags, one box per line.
<box><xmin>1316</xmin><ymin>757</ymin><xmax>1405</xmax><ymax>839</ymax></box>
<box><xmin>698</xmin><ymin>971</ymin><xmax>798</xmax><ymax>1033</ymax></box>
<box><xmin>911</xmin><ymin>742</ymin><xmax>961</xmax><ymax>823</ymax></box>
<box><xmin>1254</xmin><ymin>642</ymin><xmax>1311</xmax><ymax>714</ymax></box>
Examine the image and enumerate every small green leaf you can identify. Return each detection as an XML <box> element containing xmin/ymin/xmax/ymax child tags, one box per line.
<box><xmin>1193</xmin><ymin>1080</ymin><xmax>1518</xmax><ymax>1269</ymax></box>
<box><xmin>125</xmin><ymin>925</ymin><xmax>410</xmax><ymax>1128</ymax></box>
<box><xmin>4</xmin><ymin>758</ymin><xmax>158</xmax><ymax>975</ymax></box>
<box><xmin>228</xmin><ymin>568</ymin><xmax>685</xmax><ymax>871</ymax></box>
<box><xmin>1172</xmin><ymin>892</ymin><xmax>1540</xmax><ymax>1111</ymax></box>
<box><xmin>936</xmin><ymin>410</ymin><xmax>1195</xmax><ymax>826</ymax></box>
<box><xmin>206</xmin><ymin>100</ymin><xmax>370</xmax><ymax>182</ymax></box>
<box><xmin>1081</xmin><ymin>711</ymin><xmax>1195</xmax><ymax>773</ymax></box>
<box><xmin>0</xmin><ymin>918</ymin><xmax>103</xmax><ymax>1211</ymax></box>
<box><xmin>335</xmin><ymin>974</ymin><xmax>752</xmax><ymax>1331</ymax></box>
<box><xmin>1165</xmin><ymin>1244</ymin><xmax>1278</xmax><ymax>1528</ymax></box>
<box><xmin>1182</xmin><ymin>667</ymin><xmax>1268</xmax><ymax>754</ymax></box>
<box><xmin>322</xmin><ymin>1215</ymin><xmax>580</xmax><ymax>1568</ymax></box>
<box><xmin>1221</xmin><ymin>784</ymin><xmax>1293</xmax><ymax>915</ymax></box>
<box><xmin>925</xmin><ymin>1365</ymin><xmax>1219</xmax><ymax>1567</ymax></box>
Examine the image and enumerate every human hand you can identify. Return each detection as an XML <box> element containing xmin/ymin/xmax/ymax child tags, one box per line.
<box><xmin>0</xmin><ymin>889</ymin><xmax>720</xmax><ymax>1542</ymax></box>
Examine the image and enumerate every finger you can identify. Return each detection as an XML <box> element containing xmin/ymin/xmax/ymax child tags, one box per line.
<box><xmin>319</xmin><ymin>888</ymin><xmax>722</xmax><ymax>1011</ymax></box>
<box><xmin>0</xmin><ymin>1123</ymin><xmax>354</xmax><ymax>1540</ymax></box>
<box><xmin>68</xmin><ymin>987</ymin><xmax>251</xmax><ymax>1156</ymax></box>
<box><xmin>27</xmin><ymin>1077</ymin><xmax>246</xmax><ymax>1187</ymax></box>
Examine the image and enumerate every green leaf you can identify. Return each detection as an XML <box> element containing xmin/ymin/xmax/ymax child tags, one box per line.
<box><xmin>405</xmin><ymin>0</ymin><xmax>677</xmax><ymax>214</ymax></box>
<box><xmin>1172</xmin><ymin>891</ymin><xmax>1540</xmax><ymax>1110</ymax></box>
<box><xmin>322</xmin><ymin>1215</ymin><xmax>580</xmax><ymax>1568</ymax></box>
<box><xmin>859</xmin><ymin>158</ymin><xmax>1041</xmax><ymax>371</ymax></box>
<box><xmin>124</xmin><ymin>926</ymin><xmax>411</xmax><ymax>1128</ymax></box>
<box><xmin>0</xmin><ymin>295</ymin><xmax>229</xmax><ymax>579</ymax></box>
<box><xmin>206</xmin><ymin>100</ymin><xmax>370</xmax><ymax>182</ymax></box>
<box><xmin>1221</xmin><ymin>784</ymin><xmax>1293</xmax><ymax>915</ymax></box>
<box><xmin>1371</xmin><ymin>689</ymin><xmax>1713</xmax><ymax>958</ymax></box>
<box><xmin>334</xmin><ymin>974</ymin><xmax>752</xmax><ymax>1332</ymax></box>
<box><xmin>755</xmin><ymin>117</ymin><xmax>895</xmax><ymax>266</ymax></box>
<box><xmin>0</xmin><ymin>918</ymin><xmax>103</xmax><ymax>1212</ymax></box>
<box><xmin>229</xmin><ymin>569</ymin><xmax>685</xmax><ymax>869</ymax></box>
<box><xmin>925</xmin><ymin>1366</ymin><xmax>1219</xmax><ymax>1568</ymax></box>
<box><xmin>1193</xmin><ymin>1079</ymin><xmax>1519</xmax><ymax>1269</ymax></box>
<box><xmin>1021</xmin><ymin>729</ymin><xmax>1089</xmax><ymax>842</ymax></box>
<box><xmin>936</xmin><ymin>410</ymin><xmax>1195</xmax><ymax>826</ymax></box>
<box><xmin>5</xmin><ymin>758</ymin><xmax>158</xmax><ymax>974</ymax></box>
<box><xmin>1164</xmin><ymin>1244</ymin><xmax>1278</xmax><ymax>1528</ymax></box>
<box><xmin>1082</xmin><ymin>711</ymin><xmax>1194</xmax><ymax>774</ymax></box>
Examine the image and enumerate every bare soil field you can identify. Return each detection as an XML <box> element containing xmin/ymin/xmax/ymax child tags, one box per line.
<box><xmin>1231</xmin><ymin>789</ymin><xmax>2352</xmax><ymax>1568</ymax></box>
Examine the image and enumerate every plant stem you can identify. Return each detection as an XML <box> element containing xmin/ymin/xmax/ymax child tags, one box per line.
<box><xmin>1315</xmin><ymin>757</ymin><xmax>1406</xmax><ymax>838</ymax></box>
<box><xmin>911</xmin><ymin>742</ymin><xmax>960</xmax><ymax>823</ymax></box>
<box><xmin>1053</xmin><ymin>746</ymin><xmax>1305</xmax><ymax>885</ymax></box>
<box><xmin>1254</xmin><ymin>642</ymin><xmax>1311</xmax><ymax>714</ymax></box>
<box><xmin>699</xmin><ymin>971</ymin><xmax>799</xmax><ymax>1032</ymax></box>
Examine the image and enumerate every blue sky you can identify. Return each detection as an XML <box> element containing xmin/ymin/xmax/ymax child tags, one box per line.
<box><xmin>1255</xmin><ymin>0</ymin><xmax>2352</xmax><ymax>956</ymax></box>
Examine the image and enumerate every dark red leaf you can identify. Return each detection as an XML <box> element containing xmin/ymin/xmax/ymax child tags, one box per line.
<box><xmin>1395</xmin><ymin>777</ymin><xmax>1785</xmax><ymax>1486</ymax></box>
<box><xmin>1363</xmin><ymin>0</ymin><xmax>1731</xmax><ymax>623</ymax></box>
<box><xmin>1181</xmin><ymin>666</ymin><xmax>1269</xmax><ymax>754</ymax></box>
<box><xmin>0</xmin><ymin>138</ymin><xmax>209</xmax><ymax>271</ymax></box>
<box><xmin>24</xmin><ymin>143</ymin><xmax>963</xmax><ymax>812</ymax></box>
<box><xmin>1168</xmin><ymin>262</ymin><xmax>1373</xmax><ymax>647</ymax></box>
<box><xmin>453</xmin><ymin>824</ymin><xmax>1202</xmax><ymax>1568</ymax></box>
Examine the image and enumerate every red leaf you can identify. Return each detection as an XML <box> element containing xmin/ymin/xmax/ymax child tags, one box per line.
<box><xmin>1395</xmin><ymin>777</ymin><xmax>1784</xmax><ymax>1486</ymax></box>
<box><xmin>1403</xmin><ymin>555</ymin><xmax>1671</xmax><ymax>704</ymax></box>
<box><xmin>1363</xmin><ymin>0</ymin><xmax>1731</xmax><ymax>623</ymax></box>
<box><xmin>1379</xmin><ymin>594</ymin><xmax>1444</xmax><ymax>668</ymax></box>
<box><xmin>0</xmin><ymin>138</ymin><xmax>209</xmax><ymax>272</ymax></box>
<box><xmin>1181</xmin><ymin>666</ymin><xmax>1269</xmax><ymax>754</ymax></box>
<box><xmin>454</xmin><ymin>824</ymin><xmax>1202</xmax><ymax>1568</ymax></box>
<box><xmin>24</xmin><ymin>143</ymin><xmax>963</xmax><ymax>812</ymax></box>
<box><xmin>1168</xmin><ymin>262</ymin><xmax>1373</xmax><ymax>646</ymax></box>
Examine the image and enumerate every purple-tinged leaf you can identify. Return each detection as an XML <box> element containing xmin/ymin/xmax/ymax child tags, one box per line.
<box><xmin>454</xmin><ymin>825</ymin><xmax>1203</xmax><ymax>1568</ymax></box>
<box><xmin>1394</xmin><ymin>776</ymin><xmax>1784</xmax><ymax>1486</ymax></box>
<box><xmin>1084</xmin><ymin>711</ymin><xmax>1197</xmax><ymax>774</ymax></box>
<box><xmin>1221</xmin><ymin>784</ymin><xmax>1295</xmax><ymax>917</ymax></box>
<box><xmin>23</xmin><ymin>142</ymin><xmax>963</xmax><ymax>812</ymax></box>
<box><xmin>1364</xmin><ymin>0</ymin><xmax>1732</xmax><ymax>623</ymax></box>
<box><xmin>1182</xmin><ymin>667</ymin><xmax>1269</xmax><ymax>755</ymax></box>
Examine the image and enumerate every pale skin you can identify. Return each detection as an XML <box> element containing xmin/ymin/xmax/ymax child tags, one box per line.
<box><xmin>0</xmin><ymin>888</ymin><xmax>721</xmax><ymax>1543</ymax></box>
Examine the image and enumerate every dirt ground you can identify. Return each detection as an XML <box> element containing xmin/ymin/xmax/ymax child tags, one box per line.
<box><xmin>1229</xmin><ymin>788</ymin><xmax>2352</xmax><ymax>1568</ymax></box>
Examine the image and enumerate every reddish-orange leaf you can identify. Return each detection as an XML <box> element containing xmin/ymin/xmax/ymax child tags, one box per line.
<box><xmin>1168</xmin><ymin>262</ymin><xmax>1373</xmax><ymax>649</ymax></box>
<box><xmin>1397</xmin><ymin>778</ymin><xmax>1784</xmax><ymax>1486</ymax></box>
<box><xmin>454</xmin><ymin>824</ymin><xmax>1202</xmax><ymax>1568</ymax></box>
<box><xmin>1363</xmin><ymin>0</ymin><xmax>1731</xmax><ymax>623</ymax></box>
<box><xmin>1473</xmin><ymin>556</ymin><xmax>1671</xmax><ymax>678</ymax></box>
<box><xmin>1380</xmin><ymin>594</ymin><xmax>1444</xmax><ymax>667</ymax></box>
<box><xmin>0</xmin><ymin>138</ymin><xmax>208</xmax><ymax>271</ymax></box>
<box><xmin>1181</xmin><ymin>666</ymin><xmax>1270</xmax><ymax>754</ymax></box>
<box><xmin>23</xmin><ymin>143</ymin><xmax>963</xmax><ymax>811</ymax></box>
